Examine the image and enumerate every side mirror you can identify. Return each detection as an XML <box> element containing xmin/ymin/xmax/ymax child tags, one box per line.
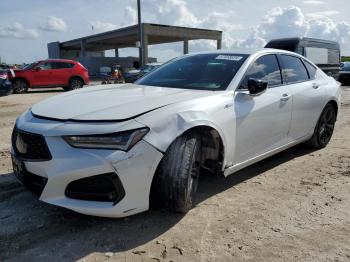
<box><xmin>34</xmin><ymin>67</ymin><xmax>41</xmax><ymax>72</ymax></box>
<box><xmin>247</xmin><ymin>78</ymin><xmax>268</xmax><ymax>96</ymax></box>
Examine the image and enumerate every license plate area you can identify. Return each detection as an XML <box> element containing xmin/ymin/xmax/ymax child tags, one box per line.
<box><xmin>11</xmin><ymin>154</ymin><xmax>48</xmax><ymax>197</ymax></box>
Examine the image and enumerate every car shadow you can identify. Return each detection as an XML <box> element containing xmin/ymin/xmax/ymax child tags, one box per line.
<box><xmin>196</xmin><ymin>144</ymin><xmax>317</xmax><ymax>201</ymax></box>
<box><xmin>0</xmin><ymin>144</ymin><xmax>318</xmax><ymax>261</ymax></box>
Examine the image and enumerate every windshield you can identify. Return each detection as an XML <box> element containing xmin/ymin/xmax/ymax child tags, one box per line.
<box><xmin>136</xmin><ymin>53</ymin><xmax>249</xmax><ymax>90</ymax></box>
<box><xmin>21</xmin><ymin>62</ymin><xmax>39</xmax><ymax>70</ymax></box>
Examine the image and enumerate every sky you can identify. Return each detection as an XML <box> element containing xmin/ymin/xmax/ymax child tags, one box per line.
<box><xmin>1</xmin><ymin>0</ymin><xmax>350</xmax><ymax>64</ymax></box>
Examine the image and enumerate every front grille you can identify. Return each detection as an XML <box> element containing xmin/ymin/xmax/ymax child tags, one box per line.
<box><xmin>65</xmin><ymin>173</ymin><xmax>125</xmax><ymax>205</ymax></box>
<box><xmin>12</xmin><ymin>127</ymin><xmax>52</xmax><ymax>161</ymax></box>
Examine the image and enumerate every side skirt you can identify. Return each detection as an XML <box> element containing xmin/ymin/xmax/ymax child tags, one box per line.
<box><xmin>223</xmin><ymin>135</ymin><xmax>311</xmax><ymax>177</ymax></box>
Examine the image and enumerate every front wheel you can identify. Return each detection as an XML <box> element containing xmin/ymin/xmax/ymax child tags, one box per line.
<box><xmin>308</xmin><ymin>104</ymin><xmax>337</xmax><ymax>148</ymax></box>
<box><xmin>151</xmin><ymin>132</ymin><xmax>202</xmax><ymax>213</ymax></box>
<box><xmin>12</xmin><ymin>79</ymin><xmax>28</xmax><ymax>94</ymax></box>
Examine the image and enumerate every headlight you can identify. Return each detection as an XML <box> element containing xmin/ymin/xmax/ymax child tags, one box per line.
<box><xmin>63</xmin><ymin>128</ymin><xmax>149</xmax><ymax>151</ymax></box>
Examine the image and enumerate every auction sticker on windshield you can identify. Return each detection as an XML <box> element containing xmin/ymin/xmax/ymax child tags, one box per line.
<box><xmin>215</xmin><ymin>55</ymin><xmax>243</xmax><ymax>61</ymax></box>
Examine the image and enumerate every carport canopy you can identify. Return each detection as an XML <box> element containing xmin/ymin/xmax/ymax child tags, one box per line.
<box><xmin>58</xmin><ymin>23</ymin><xmax>223</xmax><ymax>64</ymax></box>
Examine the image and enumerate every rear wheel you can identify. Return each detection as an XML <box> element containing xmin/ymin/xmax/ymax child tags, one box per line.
<box><xmin>308</xmin><ymin>104</ymin><xmax>336</xmax><ymax>148</ymax></box>
<box><xmin>151</xmin><ymin>132</ymin><xmax>202</xmax><ymax>213</ymax></box>
<box><xmin>66</xmin><ymin>77</ymin><xmax>83</xmax><ymax>91</ymax></box>
<box><xmin>12</xmin><ymin>79</ymin><xmax>28</xmax><ymax>94</ymax></box>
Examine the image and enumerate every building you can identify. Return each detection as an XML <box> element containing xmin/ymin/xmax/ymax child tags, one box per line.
<box><xmin>48</xmin><ymin>23</ymin><xmax>223</xmax><ymax>75</ymax></box>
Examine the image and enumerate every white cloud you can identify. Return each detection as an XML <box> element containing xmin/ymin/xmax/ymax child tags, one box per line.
<box><xmin>307</xmin><ymin>10</ymin><xmax>340</xmax><ymax>19</ymax></box>
<box><xmin>253</xmin><ymin>6</ymin><xmax>350</xmax><ymax>54</ymax></box>
<box><xmin>142</xmin><ymin>0</ymin><xmax>200</xmax><ymax>27</ymax></box>
<box><xmin>257</xmin><ymin>6</ymin><xmax>309</xmax><ymax>40</ymax></box>
<box><xmin>89</xmin><ymin>21</ymin><xmax>118</xmax><ymax>33</ymax></box>
<box><xmin>123</xmin><ymin>6</ymin><xmax>137</xmax><ymax>25</ymax></box>
<box><xmin>125</xmin><ymin>0</ymin><xmax>249</xmax><ymax>52</ymax></box>
<box><xmin>88</xmin><ymin>2</ymin><xmax>350</xmax><ymax>58</ymax></box>
<box><xmin>39</xmin><ymin>16</ymin><xmax>67</xmax><ymax>32</ymax></box>
<box><xmin>303</xmin><ymin>0</ymin><xmax>325</xmax><ymax>5</ymax></box>
<box><xmin>0</xmin><ymin>22</ymin><xmax>39</xmax><ymax>39</ymax></box>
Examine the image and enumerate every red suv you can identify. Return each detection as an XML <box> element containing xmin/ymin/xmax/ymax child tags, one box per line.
<box><xmin>10</xmin><ymin>59</ymin><xmax>89</xmax><ymax>93</ymax></box>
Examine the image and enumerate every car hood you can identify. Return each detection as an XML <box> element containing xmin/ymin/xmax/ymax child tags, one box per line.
<box><xmin>31</xmin><ymin>84</ymin><xmax>213</xmax><ymax>121</ymax></box>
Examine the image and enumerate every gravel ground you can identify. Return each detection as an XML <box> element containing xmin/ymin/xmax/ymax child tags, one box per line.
<box><xmin>0</xmin><ymin>86</ymin><xmax>349</xmax><ymax>262</ymax></box>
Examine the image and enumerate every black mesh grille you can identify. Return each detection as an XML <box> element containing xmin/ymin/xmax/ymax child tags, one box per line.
<box><xmin>12</xmin><ymin>127</ymin><xmax>52</xmax><ymax>161</ymax></box>
<box><xmin>65</xmin><ymin>173</ymin><xmax>125</xmax><ymax>205</ymax></box>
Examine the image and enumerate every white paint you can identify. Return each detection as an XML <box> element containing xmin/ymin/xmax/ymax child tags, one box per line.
<box><xmin>13</xmin><ymin>49</ymin><xmax>341</xmax><ymax>217</ymax></box>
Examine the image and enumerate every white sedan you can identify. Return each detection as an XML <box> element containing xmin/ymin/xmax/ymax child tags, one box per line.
<box><xmin>11</xmin><ymin>49</ymin><xmax>341</xmax><ymax>217</ymax></box>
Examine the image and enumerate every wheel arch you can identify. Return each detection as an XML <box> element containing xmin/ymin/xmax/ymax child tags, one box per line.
<box><xmin>149</xmin><ymin>124</ymin><xmax>226</xmax><ymax>209</ymax></box>
<box><xmin>327</xmin><ymin>99</ymin><xmax>338</xmax><ymax>118</ymax></box>
<box><xmin>69</xmin><ymin>75</ymin><xmax>85</xmax><ymax>85</ymax></box>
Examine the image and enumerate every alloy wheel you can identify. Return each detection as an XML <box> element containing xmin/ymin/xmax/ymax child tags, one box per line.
<box><xmin>71</xmin><ymin>79</ymin><xmax>82</xmax><ymax>89</ymax></box>
<box><xmin>318</xmin><ymin>106</ymin><xmax>336</xmax><ymax>145</ymax></box>
<box><xmin>13</xmin><ymin>80</ymin><xmax>27</xmax><ymax>93</ymax></box>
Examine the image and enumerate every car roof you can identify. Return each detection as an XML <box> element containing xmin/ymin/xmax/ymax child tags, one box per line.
<box><xmin>45</xmin><ymin>59</ymin><xmax>77</xmax><ymax>63</ymax></box>
<box><xmin>186</xmin><ymin>48</ymin><xmax>301</xmax><ymax>56</ymax></box>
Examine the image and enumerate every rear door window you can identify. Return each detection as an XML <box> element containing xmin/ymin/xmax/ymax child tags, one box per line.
<box><xmin>280</xmin><ymin>55</ymin><xmax>309</xmax><ymax>84</ymax></box>
<box><xmin>54</xmin><ymin>62</ymin><xmax>74</xmax><ymax>69</ymax></box>
<box><xmin>240</xmin><ymin>54</ymin><xmax>282</xmax><ymax>89</ymax></box>
<box><xmin>303</xmin><ymin>60</ymin><xmax>317</xmax><ymax>79</ymax></box>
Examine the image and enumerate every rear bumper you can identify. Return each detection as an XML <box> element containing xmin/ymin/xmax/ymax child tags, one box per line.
<box><xmin>83</xmin><ymin>73</ymin><xmax>90</xmax><ymax>85</ymax></box>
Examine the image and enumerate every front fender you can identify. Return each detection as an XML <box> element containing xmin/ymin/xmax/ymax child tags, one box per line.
<box><xmin>137</xmin><ymin>109</ymin><xmax>234</xmax><ymax>170</ymax></box>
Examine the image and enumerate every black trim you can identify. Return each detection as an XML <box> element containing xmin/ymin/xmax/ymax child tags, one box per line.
<box><xmin>65</xmin><ymin>173</ymin><xmax>125</xmax><ymax>205</ymax></box>
<box><xmin>12</xmin><ymin>127</ymin><xmax>52</xmax><ymax>162</ymax></box>
<box><xmin>31</xmin><ymin>104</ymin><xmax>169</xmax><ymax>123</ymax></box>
<box><xmin>277</xmin><ymin>54</ymin><xmax>312</xmax><ymax>85</ymax></box>
<box><xmin>12</xmin><ymin>155</ymin><xmax>48</xmax><ymax>197</ymax></box>
<box><xmin>238</xmin><ymin>53</ymin><xmax>284</xmax><ymax>90</ymax></box>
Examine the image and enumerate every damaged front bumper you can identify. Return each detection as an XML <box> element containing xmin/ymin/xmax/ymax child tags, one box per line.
<box><xmin>12</xmin><ymin>110</ymin><xmax>164</xmax><ymax>217</ymax></box>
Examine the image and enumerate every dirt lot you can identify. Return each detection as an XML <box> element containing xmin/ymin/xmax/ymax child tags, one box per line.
<box><xmin>0</xmin><ymin>87</ymin><xmax>350</xmax><ymax>262</ymax></box>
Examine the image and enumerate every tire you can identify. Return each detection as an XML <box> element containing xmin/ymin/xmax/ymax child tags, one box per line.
<box><xmin>12</xmin><ymin>79</ymin><xmax>28</xmax><ymax>94</ymax></box>
<box><xmin>151</xmin><ymin>132</ymin><xmax>202</xmax><ymax>213</ymax></box>
<box><xmin>308</xmin><ymin>104</ymin><xmax>337</xmax><ymax>148</ymax></box>
<box><xmin>67</xmin><ymin>77</ymin><xmax>83</xmax><ymax>91</ymax></box>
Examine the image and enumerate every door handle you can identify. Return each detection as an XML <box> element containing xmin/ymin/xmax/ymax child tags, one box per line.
<box><xmin>280</xmin><ymin>94</ymin><xmax>291</xmax><ymax>102</ymax></box>
<box><xmin>312</xmin><ymin>83</ymin><xmax>319</xmax><ymax>89</ymax></box>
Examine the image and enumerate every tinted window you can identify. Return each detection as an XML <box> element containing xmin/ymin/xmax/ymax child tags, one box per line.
<box><xmin>137</xmin><ymin>54</ymin><xmax>249</xmax><ymax>90</ymax></box>
<box><xmin>54</xmin><ymin>62</ymin><xmax>75</xmax><ymax>69</ymax></box>
<box><xmin>342</xmin><ymin>64</ymin><xmax>350</xmax><ymax>72</ymax></box>
<box><xmin>38</xmin><ymin>62</ymin><xmax>53</xmax><ymax>70</ymax></box>
<box><xmin>304</xmin><ymin>60</ymin><xmax>317</xmax><ymax>79</ymax></box>
<box><xmin>280</xmin><ymin>55</ymin><xmax>309</xmax><ymax>84</ymax></box>
<box><xmin>241</xmin><ymin>54</ymin><xmax>282</xmax><ymax>88</ymax></box>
